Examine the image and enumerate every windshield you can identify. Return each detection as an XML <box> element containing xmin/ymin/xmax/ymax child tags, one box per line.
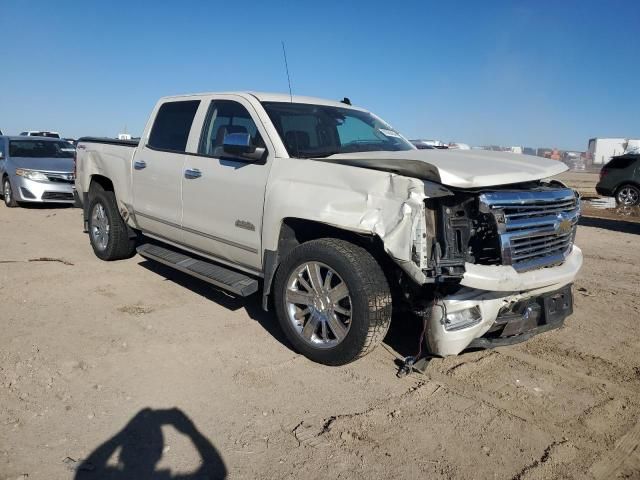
<box><xmin>9</xmin><ymin>140</ymin><xmax>75</xmax><ymax>158</ymax></box>
<box><xmin>262</xmin><ymin>102</ymin><xmax>414</xmax><ymax>158</ymax></box>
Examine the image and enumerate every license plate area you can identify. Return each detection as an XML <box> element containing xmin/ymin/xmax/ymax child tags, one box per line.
<box><xmin>491</xmin><ymin>285</ymin><xmax>573</xmax><ymax>338</ymax></box>
<box><xmin>542</xmin><ymin>285</ymin><xmax>573</xmax><ymax>324</ymax></box>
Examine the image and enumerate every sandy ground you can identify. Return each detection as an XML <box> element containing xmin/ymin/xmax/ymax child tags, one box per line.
<box><xmin>1</xmin><ymin>191</ymin><xmax>640</xmax><ymax>479</ymax></box>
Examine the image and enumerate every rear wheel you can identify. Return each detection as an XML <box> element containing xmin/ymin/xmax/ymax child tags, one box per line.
<box><xmin>87</xmin><ymin>188</ymin><xmax>136</xmax><ymax>260</ymax></box>
<box><xmin>3</xmin><ymin>177</ymin><xmax>18</xmax><ymax>208</ymax></box>
<box><xmin>616</xmin><ymin>184</ymin><xmax>640</xmax><ymax>206</ymax></box>
<box><xmin>274</xmin><ymin>238</ymin><xmax>392</xmax><ymax>366</ymax></box>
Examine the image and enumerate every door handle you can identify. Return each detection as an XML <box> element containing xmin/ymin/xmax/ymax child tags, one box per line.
<box><xmin>134</xmin><ymin>160</ymin><xmax>147</xmax><ymax>170</ymax></box>
<box><xmin>184</xmin><ymin>168</ymin><xmax>202</xmax><ymax>179</ymax></box>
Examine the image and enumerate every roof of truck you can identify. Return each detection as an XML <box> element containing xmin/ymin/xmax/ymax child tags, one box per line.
<box><xmin>160</xmin><ymin>91</ymin><xmax>363</xmax><ymax>110</ymax></box>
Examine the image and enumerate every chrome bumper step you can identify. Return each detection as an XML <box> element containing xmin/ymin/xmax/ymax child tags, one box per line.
<box><xmin>137</xmin><ymin>243</ymin><xmax>259</xmax><ymax>297</ymax></box>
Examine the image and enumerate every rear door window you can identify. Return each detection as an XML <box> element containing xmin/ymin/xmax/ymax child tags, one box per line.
<box><xmin>606</xmin><ymin>156</ymin><xmax>637</xmax><ymax>169</ymax></box>
<box><xmin>148</xmin><ymin>100</ymin><xmax>201</xmax><ymax>152</ymax></box>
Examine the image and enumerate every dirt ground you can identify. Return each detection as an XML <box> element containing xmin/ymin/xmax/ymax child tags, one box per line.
<box><xmin>2</xmin><ymin>179</ymin><xmax>640</xmax><ymax>479</ymax></box>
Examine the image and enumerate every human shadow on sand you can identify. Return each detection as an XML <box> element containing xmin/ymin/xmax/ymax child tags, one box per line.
<box><xmin>75</xmin><ymin>408</ymin><xmax>227</xmax><ymax>479</ymax></box>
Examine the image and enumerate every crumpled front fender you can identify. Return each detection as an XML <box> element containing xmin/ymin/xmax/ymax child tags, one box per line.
<box><xmin>262</xmin><ymin>157</ymin><xmax>450</xmax><ymax>282</ymax></box>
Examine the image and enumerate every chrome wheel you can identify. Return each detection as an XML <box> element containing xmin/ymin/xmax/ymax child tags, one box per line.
<box><xmin>90</xmin><ymin>202</ymin><xmax>110</xmax><ymax>251</ymax></box>
<box><xmin>285</xmin><ymin>261</ymin><xmax>352</xmax><ymax>349</ymax></box>
<box><xmin>617</xmin><ymin>186</ymin><xmax>640</xmax><ymax>206</ymax></box>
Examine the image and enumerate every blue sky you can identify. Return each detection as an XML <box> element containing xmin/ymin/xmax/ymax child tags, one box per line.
<box><xmin>1</xmin><ymin>0</ymin><xmax>638</xmax><ymax>150</ymax></box>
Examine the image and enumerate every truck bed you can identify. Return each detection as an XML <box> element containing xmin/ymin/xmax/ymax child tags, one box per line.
<box><xmin>76</xmin><ymin>137</ymin><xmax>139</xmax><ymax>148</ymax></box>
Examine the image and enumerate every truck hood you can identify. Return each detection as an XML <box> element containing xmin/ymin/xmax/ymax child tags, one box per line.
<box><xmin>9</xmin><ymin>157</ymin><xmax>74</xmax><ymax>173</ymax></box>
<box><xmin>314</xmin><ymin>149</ymin><xmax>568</xmax><ymax>188</ymax></box>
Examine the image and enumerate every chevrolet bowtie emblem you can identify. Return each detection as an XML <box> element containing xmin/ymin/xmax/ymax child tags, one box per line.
<box><xmin>557</xmin><ymin>216</ymin><xmax>573</xmax><ymax>235</ymax></box>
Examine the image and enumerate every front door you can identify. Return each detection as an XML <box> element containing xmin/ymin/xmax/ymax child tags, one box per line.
<box><xmin>180</xmin><ymin>98</ymin><xmax>272</xmax><ymax>271</ymax></box>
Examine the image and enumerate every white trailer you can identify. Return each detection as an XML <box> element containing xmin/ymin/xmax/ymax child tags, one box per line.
<box><xmin>588</xmin><ymin>138</ymin><xmax>639</xmax><ymax>165</ymax></box>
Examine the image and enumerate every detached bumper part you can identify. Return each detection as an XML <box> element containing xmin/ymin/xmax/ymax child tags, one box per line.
<box><xmin>426</xmin><ymin>284</ymin><xmax>574</xmax><ymax>356</ymax></box>
<box><xmin>468</xmin><ymin>285</ymin><xmax>572</xmax><ymax>349</ymax></box>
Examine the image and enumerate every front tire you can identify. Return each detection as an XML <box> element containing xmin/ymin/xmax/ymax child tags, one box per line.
<box><xmin>274</xmin><ymin>238</ymin><xmax>392</xmax><ymax>366</ymax></box>
<box><xmin>3</xmin><ymin>177</ymin><xmax>18</xmax><ymax>208</ymax></box>
<box><xmin>616</xmin><ymin>184</ymin><xmax>640</xmax><ymax>206</ymax></box>
<box><xmin>87</xmin><ymin>188</ymin><xmax>136</xmax><ymax>260</ymax></box>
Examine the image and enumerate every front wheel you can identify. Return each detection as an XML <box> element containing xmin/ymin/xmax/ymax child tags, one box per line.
<box><xmin>616</xmin><ymin>184</ymin><xmax>640</xmax><ymax>206</ymax></box>
<box><xmin>3</xmin><ymin>177</ymin><xmax>18</xmax><ymax>208</ymax></box>
<box><xmin>274</xmin><ymin>238</ymin><xmax>392</xmax><ymax>366</ymax></box>
<box><xmin>87</xmin><ymin>189</ymin><xmax>136</xmax><ymax>260</ymax></box>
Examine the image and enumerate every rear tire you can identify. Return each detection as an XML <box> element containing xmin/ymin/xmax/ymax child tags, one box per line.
<box><xmin>274</xmin><ymin>238</ymin><xmax>392</xmax><ymax>366</ymax></box>
<box><xmin>3</xmin><ymin>177</ymin><xmax>18</xmax><ymax>208</ymax></box>
<box><xmin>87</xmin><ymin>188</ymin><xmax>136</xmax><ymax>260</ymax></box>
<box><xmin>615</xmin><ymin>184</ymin><xmax>640</xmax><ymax>206</ymax></box>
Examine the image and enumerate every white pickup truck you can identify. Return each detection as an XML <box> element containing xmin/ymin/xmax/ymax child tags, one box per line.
<box><xmin>75</xmin><ymin>92</ymin><xmax>582</xmax><ymax>366</ymax></box>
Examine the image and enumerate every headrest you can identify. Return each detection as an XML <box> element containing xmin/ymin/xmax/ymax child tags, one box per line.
<box><xmin>284</xmin><ymin>130</ymin><xmax>310</xmax><ymax>154</ymax></box>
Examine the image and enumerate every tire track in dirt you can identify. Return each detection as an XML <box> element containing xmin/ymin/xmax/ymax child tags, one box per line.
<box><xmin>590</xmin><ymin>420</ymin><xmax>640</xmax><ymax>479</ymax></box>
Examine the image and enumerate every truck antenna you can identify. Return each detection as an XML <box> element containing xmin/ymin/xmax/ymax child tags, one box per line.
<box><xmin>281</xmin><ymin>41</ymin><xmax>293</xmax><ymax>103</ymax></box>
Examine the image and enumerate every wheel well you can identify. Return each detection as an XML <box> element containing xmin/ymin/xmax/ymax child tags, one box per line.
<box><xmin>277</xmin><ymin>218</ymin><xmax>387</xmax><ymax>259</ymax></box>
<box><xmin>615</xmin><ymin>181</ymin><xmax>640</xmax><ymax>193</ymax></box>
<box><xmin>261</xmin><ymin>217</ymin><xmax>399</xmax><ymax>311</ymax></box>
<box><xmin>89</xmin><ymin>175</ymin><xmax>114</xmax><ymax>195</ymax></box>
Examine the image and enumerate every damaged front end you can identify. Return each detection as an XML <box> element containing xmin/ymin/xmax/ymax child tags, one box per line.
<box><xmin>394</xmin><ymin>180</ymin><xmax>582</xmax><ymax>357</ymax></box>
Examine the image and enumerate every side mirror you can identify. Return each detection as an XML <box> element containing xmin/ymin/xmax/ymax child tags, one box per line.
<box><xmin>0</xmin><ymin>152</ymin><xmax>4</xmax><ymax>159</ymax></box>
<box><xmin>222</xmin><ymin>132</ymin><xmax>265</xmax><ymax>161</ymax></box>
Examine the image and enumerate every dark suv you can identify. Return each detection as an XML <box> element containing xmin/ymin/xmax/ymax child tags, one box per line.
<box><xmin>596</xmin><ymin>154</ymin><xmax>640</xmax><ymax>206</ymax></box>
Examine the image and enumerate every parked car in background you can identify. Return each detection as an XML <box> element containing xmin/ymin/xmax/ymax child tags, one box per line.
<box><xmin>410</xmin><ymin>139</ymin><xmax>448</xmax><ymax>149</ymax></box>
<box><xmin>448</xmin><ymin>142</ymin><xmax>471</xmax><ymax>150</ymax></box>
<box><xmin>0</xmin><ymin>136</ymin><xmax>76</xmax><ymax>207</ymax></box>
<box><xmin>75</xmin><ymin>91</ymin><xmax>581</xmax><ymax>366</ymax></box>
<box><xmin>19</xmin><ymin>131</ymin><xmax>61</xmax><ymax>138</ymax></box>
<box><xmin>410</xmin><ymin>139</ymin><xmax>434</xmax><ymax>149</ymax></box>
<box><xmin>596</xmin><ymin>154</ymin><xmax>640</xmax><ymax>206</ymax></box>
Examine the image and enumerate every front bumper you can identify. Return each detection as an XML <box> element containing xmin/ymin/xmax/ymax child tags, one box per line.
<box><xmin>426</xmin><ymin>246</ymin><xmax>582</xmax><ymax>356</ymax></box>
<box><xmin>11</xmin><ymin>175</ymin><xmax>75</xmax><ymax>203</ymax></box>
<box><xmin>595</xmin><ymin>184</ymin><xmax>614</xmax><ymax>197</ymax></box>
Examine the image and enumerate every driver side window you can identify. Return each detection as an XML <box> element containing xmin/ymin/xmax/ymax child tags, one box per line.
<box><xmin>198</xmin><ymin>100</ymin><xmax>264</xmax><ymax>157</ymax></box>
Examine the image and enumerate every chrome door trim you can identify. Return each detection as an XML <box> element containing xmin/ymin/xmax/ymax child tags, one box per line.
<box><xmin>135</xmin><ymin>211</ymin><xmax>258</xmax><ymax>254</ymax></box>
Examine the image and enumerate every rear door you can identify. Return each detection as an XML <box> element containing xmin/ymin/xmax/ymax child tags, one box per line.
<box><xmin>132</xmin><ymin>100</ymin><xmax>200</xmax><ymax>243</ymax></box>
<box><xmin>180</xmin><ymin>97</ymin><xmax>273</xmax><ymax>271</ymax></box>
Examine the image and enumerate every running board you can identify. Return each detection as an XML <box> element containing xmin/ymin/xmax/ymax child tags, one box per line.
<box><xmin>136</xmin><ymin>243</ymin><xmax>259</xmax><ymax>297</ymax></box>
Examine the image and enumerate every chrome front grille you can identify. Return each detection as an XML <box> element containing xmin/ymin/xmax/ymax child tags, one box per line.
<box><xmin>479</xmin><ymin>188</ymin><xmax>580</xmax><ymax>272</ymax></box>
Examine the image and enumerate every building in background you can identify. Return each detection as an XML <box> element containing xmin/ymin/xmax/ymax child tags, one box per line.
<box><xmin>537</xmin><ymin>147</ymin><xmax>553</xmax><ymax>158</ymax></box>
<box><xmin>587</xmin><ymin>137</ymin><xmax>640</xmax><ymax>165</ymax></box>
